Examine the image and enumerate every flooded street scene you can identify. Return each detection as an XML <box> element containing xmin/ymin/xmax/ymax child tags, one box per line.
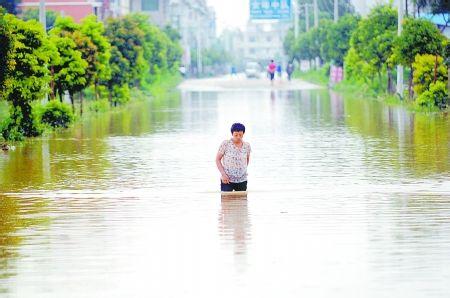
<box><xmin>2</xmin><ymin>0</ymin><xmax>450</xmax><ymax>296</ymax></box>
<box><xmin>1</xmin><ymin>76</ymin><xmax>450</xmax><ymax>297</ymax></box>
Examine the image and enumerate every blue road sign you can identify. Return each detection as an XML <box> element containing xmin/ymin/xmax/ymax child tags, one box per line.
<box><xmin>250</xmin><ymin>0</ymin><xmax>291</xmax><ymax>20</ymax></box>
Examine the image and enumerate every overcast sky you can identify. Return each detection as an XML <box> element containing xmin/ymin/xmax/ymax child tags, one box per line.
<box><xmin>206</xmin><ymin>0</ymin><xmax>249</xmax><ymax>34</ymax></box>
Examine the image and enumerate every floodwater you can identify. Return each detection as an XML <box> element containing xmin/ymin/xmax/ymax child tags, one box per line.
<box><xmin>1</xmin><ymin>77</ymin><xmax>450</xmax><ymax>297</ymax></box>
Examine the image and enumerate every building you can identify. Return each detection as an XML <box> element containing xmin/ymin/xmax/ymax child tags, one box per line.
<box><xmin>222</xmin><ymin>20</ymin><xmax>290</xmax><ymax>70</ymax></box>
<box><xmin>18</xmin><ymin>0</ymin><xmax>104</xmax><ymax>22</ymax></box>
<box><xmin>130</xmin><ymin>0</ymin><xmax>216</xmax><ymax>72</ymax></box>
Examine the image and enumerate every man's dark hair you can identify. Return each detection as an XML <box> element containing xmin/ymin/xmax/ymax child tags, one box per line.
<box><xmin>231</xmin><ymin>123</ymin><xmax>245</xmax><ymax>134</ymax></box>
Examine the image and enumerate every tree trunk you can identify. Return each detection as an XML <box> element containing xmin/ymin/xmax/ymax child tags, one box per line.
<box><xmin>108</xmin><ymin>88</ymin><xmax>112</xmax><ymax>107</ymax></box>
<box><xmin>79</xmin><ymin>92</ymin><xmax>83</xmax><ymax>116</ymax></box>
<box><xmin>408</xmin><ymin>67</ymin><xmax>414</xmax><ymax>99</ymax></box>
<box><xmin>94</xmin><ymin>81</ymin><xmax>99</xmax><ymax>101</ymax></box>
<box><xmin>433</xmin><ymin>54</ymin><xmax>438</xmax><ymax>83</ymax></box>
<box><xmin>50</xmin><ymin>66</ymin><xmax>55</xmax><ymax>100</ymax></box>
<box><xmin>387</xmin><ymin>67</ymin><xmax>394</xmax><ymax>93</ymax></box>
<box><xmin>69</xmin><ymin>92</ymin><xmax>75</xmax><ymax>113</ymax></box>
<box><xmin>447</xmin><ymin>67</ymin><xmax>450</xmax><ymax>98</ymax></box>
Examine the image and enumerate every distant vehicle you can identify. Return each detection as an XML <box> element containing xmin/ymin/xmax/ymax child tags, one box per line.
<box><xmin>245</xmin><ymin>62</ymin><xmax>261</xmax><ymax>78</ymax></box>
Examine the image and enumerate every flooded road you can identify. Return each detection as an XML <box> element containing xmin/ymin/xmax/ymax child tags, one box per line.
<box><xmin>1</xmin><ymin>77</ymin><xmax>450</xmax><ymax>297</ymax></box>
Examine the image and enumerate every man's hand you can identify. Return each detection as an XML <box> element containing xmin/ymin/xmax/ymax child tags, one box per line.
<box><xmin>221</xmin><ymin>173</ymin><xmax>230</xmax><ymax>184</ymax></box>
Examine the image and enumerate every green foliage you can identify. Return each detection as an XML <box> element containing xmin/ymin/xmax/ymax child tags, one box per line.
<box><xmin>19</xmin><ymin>8</ymin><xmax>59</xmax><ymax>30</ymax></box>
<box><xmin>416</xmin><ymin>81</ymin><xmax>448</xmax><ymax>109</ymax></box>
<box><xmin>321</xmin><ymin>14</ymin><xmax>359</xmax><ymax>66</ymax></box>
<box><xmin>0</xmin><ymin>0</ymin><xmax>18</xmax><ymax>14</ymax></box>
<box><xmin>40</xmin><ymin>100</ymin><xmax>74</xmax><ymax>128</ymax></box>
<box><xmin>412</xmin><ymin>54</ymin><xmax>447</xmax><ymax>95</ymax></box>
<box><xmin>80</xmin><ymin>15</ymin><xmax>111</xmax><ymax>84</ymax></box>
<box><xmin>392</xmin><ymin>18</ymin><xmax>444</xmax><ymax>67</ymax></box>
<box><xmin>49</xmin><ymin>20</ymin><xmax>87</xmax><ymax>101</ymax></box>
<box><xmin>0</xmin><ymin>11</ymin><xmax>13</xmax><ymax>100</ymax></box>
<box><xmin>88</xmin><ymin>98</ymin><xmax>110</xmax><ymax>113</ymax></box>
<box><xmin>104</xmin><ymin>15</ymin><xmax>145</xmax><ymax>88</ymax></box>
<box><xmin>1</xmin><ymin>15</ymin><xmax>50</xmax><ymax>139</ymax></box>
<box><xmin>350</xmin><ymin>5</ymin><xmax>397</xmax><ymax>74</ymax></box>
<box><xmin>286</xmin><ymin>14</ymin><xmax>359</xmax><ymax>66</ymax></box>
<box><xmin>50</xmin><ymin>16</ymin><xmax>96</xmax><ymax>102</ymax></box>
<box><xmin>343</xmin><ymin>47</ymin><xmax>375</xmax><ymax>83</ymax></box>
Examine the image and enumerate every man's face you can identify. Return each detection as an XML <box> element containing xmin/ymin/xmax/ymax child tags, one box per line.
<box><xmin>232</xmin><ymin>131</ymin><xmax>244</xmax><ymax>142</ymax></box>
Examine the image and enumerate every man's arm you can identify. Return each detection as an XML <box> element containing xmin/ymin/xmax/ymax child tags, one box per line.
<box><xmin>216</xmin><ymin>152</ymin><xmax>230</xmax><ymax>184</ymax></box>
<box><xmin>247</xmin><ymin>153</ymin><xmax>250</xmax><ymax>165</ymax></box>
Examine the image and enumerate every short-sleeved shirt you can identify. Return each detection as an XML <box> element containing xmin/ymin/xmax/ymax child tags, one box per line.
<box><xmin>218</xmin><ymin>139</ymin><xmax>251</xmax><ymax>183</ymax></box>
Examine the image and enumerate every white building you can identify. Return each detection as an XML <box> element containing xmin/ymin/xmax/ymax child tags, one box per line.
<box><xmin>222</xmin><ymin>20</ymin><xmax>290</xmax><ymax>69</ymax></box>
<box><xmin>130</xmin><ymin>0</ymin><xmax>216</xmax><ymax>72</ymax></box>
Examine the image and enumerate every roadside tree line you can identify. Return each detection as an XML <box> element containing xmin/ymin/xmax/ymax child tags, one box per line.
<box><xmin>0</xmin><ymin>10</ymin><xmax>182</xmax><ymax>140</ymax></box>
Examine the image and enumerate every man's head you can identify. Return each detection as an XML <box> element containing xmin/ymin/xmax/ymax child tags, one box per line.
<box><xmin>230</xmin><ymin>123</ymin><xmax>245</xmax><ymax>142</ymax></box>
<box><xmin>270</xmin><ymin>59</ymin><xmax>274</xmax><ymax>63</ymax></box>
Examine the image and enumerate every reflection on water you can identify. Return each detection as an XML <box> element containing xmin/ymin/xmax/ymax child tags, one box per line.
<box><xmin>1</xmin><ymin>86</ymin><xmax>450</xmax><ymax>297</ymax></box>
<box><xmin>218</xmin><ymin>196</ymin><xmax>251</xmax><ymax>272</ymax></box>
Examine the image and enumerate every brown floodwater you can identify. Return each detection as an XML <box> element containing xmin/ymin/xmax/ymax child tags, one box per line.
<box><xmin>1</xmin><ymin>80</ymin><xmax>450</xmax><ymax>297</ymax></box>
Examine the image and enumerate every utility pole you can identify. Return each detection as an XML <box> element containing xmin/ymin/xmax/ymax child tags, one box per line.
<box><xmin>313</xmin><ymin>0</ymin><xmax>318</xmax><ymax>28</ymax></box>
<box><xmin>293</xmin><ymin>0</ymin><xmax>299</xmax><ymax>38</ymax></box>
<box><xmin>305</xmin><ymin>3</ymin><xmax>309</xmax><ymax>32</ymax></box>
<box><xmin>334</xmin><ymin>0</ymin><xmax>338</xmax><ymax>23</ymax></box>
<box><xmin>196</xmin><ymin>30</ymin><xmax>202</xmax><ymax>76</ymax></box>
<box><xmin>396</xmin><ymin>0</ymin><xmax>404</xmax><ymax>97</ymax></box>
<box><xmin>39</xmin><ymin>0</ymin><xmax>46</xmax><ymax>30</ymax></box>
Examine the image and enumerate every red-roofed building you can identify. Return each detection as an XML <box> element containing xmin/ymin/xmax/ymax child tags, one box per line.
<box><xmin>17</xmin><ymin>0</ymin><xmax>105</xmax><ymax>22</ymax></box>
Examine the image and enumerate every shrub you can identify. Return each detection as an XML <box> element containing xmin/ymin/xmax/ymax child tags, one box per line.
<box><xmin>416</xmin><ymin>81</ymin><xmax>448</xmax><ymax>109</ymax></box>
<box><xmin>412</xmin><ymin>54</ymin><xmax>447</xmax><ymax>95</ymax></box>
<box><xmin>89</xmin><ymin>98</ymin><xmax>110</xmax><ymax>113</ymax></box>
<box><xmin>40</xmin><ymin>100</ymin><xmax>74</xmax><ymax>128</ymax></box>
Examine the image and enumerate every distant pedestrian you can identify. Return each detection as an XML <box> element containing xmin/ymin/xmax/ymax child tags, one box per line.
<box><xmin>286</xmin><ymin>62</ymin><xmax>294</xmax><ymax>81</ymax></box>
<box><xmin>231</xmin><ymin>65</ymin><xmax>237</xmax><ymax>76</ymax></box>
<box><xmin>276</xmin><ymin>63</ymin><xmax>282</xmax><ymax>79</ymax></box>
<box><xmin>267</xmin><ymin>60</ymin><xmax>276</xmax><ymax>85</ymax></box>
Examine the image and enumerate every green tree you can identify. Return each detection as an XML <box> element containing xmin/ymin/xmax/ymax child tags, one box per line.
<box><xmin>103</xmin><ymin>15</ymin><xmax>145</xmax><ymax>104</ymax></box>
<box><xmin>0</xmin><ymin>9</ymin><xmax>13</xmax><ymax>100</ymax></box>
<box><xmin>50</xmin><ymin>16</ymin><xmax>99</xmax><ymax>113</ymax></box>
<box><xmin>350</xmin><ymin>5</ymin><xmax>397</xmax><ymax>92</ymax></box>
<box><xmin>392</xmin><ymin>17</ymin><xmax>445</xmax><ymax>97</ymax></box>
<box><xmin>1</xmin><ymin>14</ymin><xmax>50</xmax><ymax>140</ymax></box>
<box><xmin>80</xmin><ymin>15</ymin><xmax>111</xmax><ymax>100</ymax></box>
<box><xmin>321</xmin><ymin>14</ymin><xmax>359</xmax><ymax>66</ymax></box>
<box><xmin>0</xmin><ymin>0</ymin><xmax>19</xmax><ymax>14</ymax></box>
<box><xmin>412</xmin><ymin>54</ymin><xmax>447</xmax><ymax>95</ymax></box>
<box><xmin>49</xmin><ymin>17</ymin><xmax>88</xmax><ymax>111</ymax></box>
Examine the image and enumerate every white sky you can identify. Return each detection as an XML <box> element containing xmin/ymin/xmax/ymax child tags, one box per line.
<box><xmin>206</xmin><ymin>0</ymin><xmax>249</xmax><ymax>34</ymax></box>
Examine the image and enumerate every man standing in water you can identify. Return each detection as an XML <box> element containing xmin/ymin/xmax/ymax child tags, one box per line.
<box><xmin>216</xmin><ymin>123</ymin><xmax>251</xmax><ymax>192</ymax></box>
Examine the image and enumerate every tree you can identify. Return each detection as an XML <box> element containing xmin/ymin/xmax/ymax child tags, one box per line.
<box><xmin>1</xmin><ymin>15</ymin><xmax>50</xmax><ymax>139</ymax></box>
<box><xmin>0</xmin><ymin>9</ymin><xmax>13</xmax><ymax>100</ymax></box>
<box><xmin>49</xmin><ymin>17</ymin><xmax>88</xmax><ymax>111</ymax></box>
<box><xmin>103</xmin><ymin>16</ymin><xmax>145</xmax><ymax>104</ymax></box>
<box><xmin>392</xmin><ymin>17</ymin><xmax>445</xmax><ymax>97</ymax></box>
<box><xmin>0</xmin><ymin>0</ymin><xmax>19</xmax><ymax>14</ymax></box>
<box><xmin>80</xmin><ymin>15</ymin><xmax>111</xmax><ymax>100</ymax></box>
<box><xmin>350</xmin><ymin>5</ymin><xmax>397</xmax><ymax>92</ymax></box>
<box><xmin>321</xmin><ymin>14</ymin><xmax>359</xmax><ymax>66</ymax></box>
<box><xmin>50</xmin><ymin>16</ymin><xmax>100</xmax><ymax>113</ymax></box>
